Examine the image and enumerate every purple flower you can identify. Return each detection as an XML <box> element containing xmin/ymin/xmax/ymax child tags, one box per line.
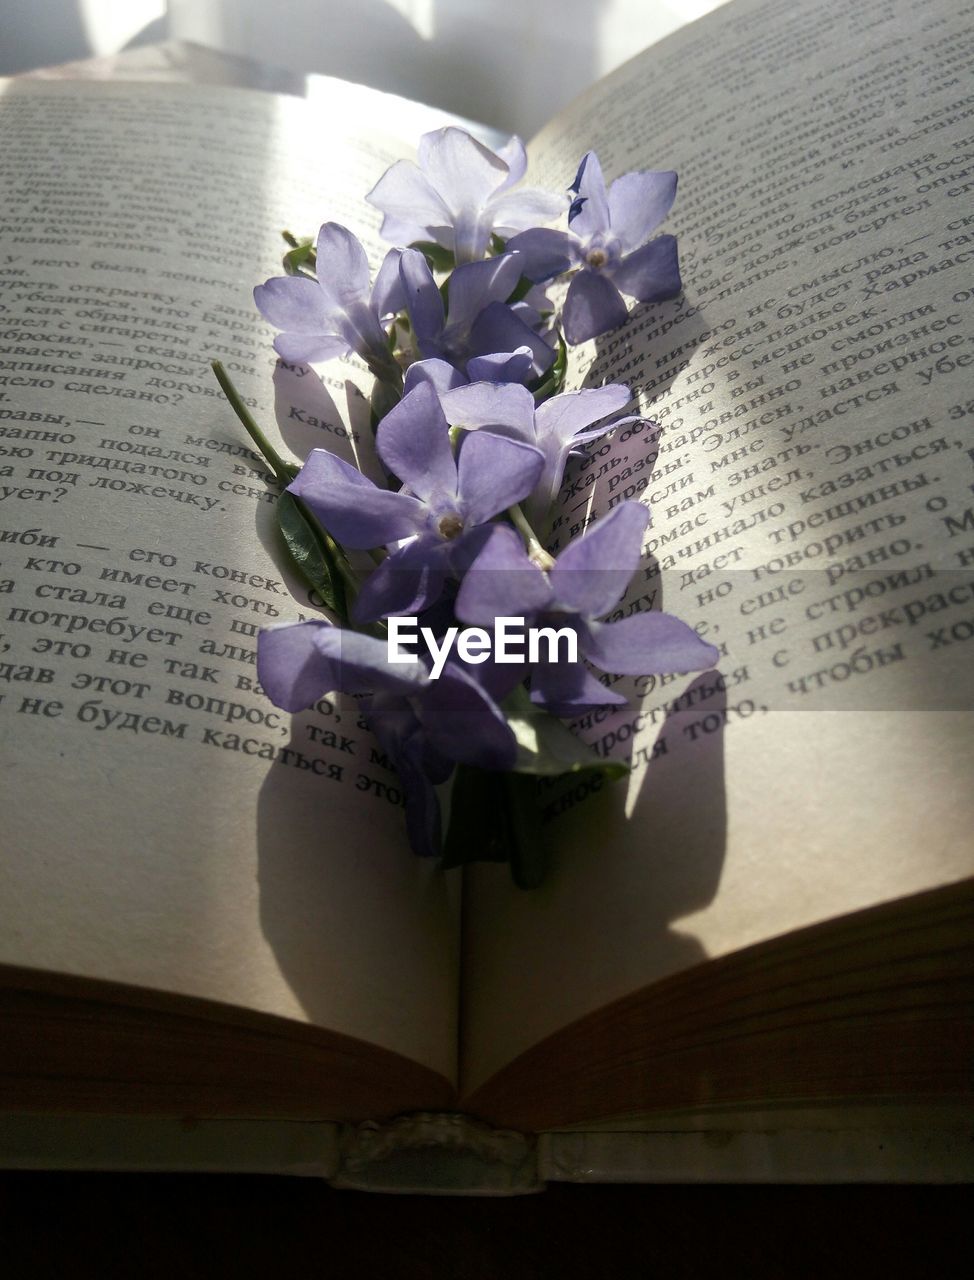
<box><xmin>404</xmin><ymin>352</ymin><xmax>537</xmax><ymax>394</ymax></box>
<box><xmin>456</xmin><ymin>503</ymin><xmax>719</xmax><ymax>717</ymax></box>
<box><xmin>287</xmin><ymin>380</ymin><xmax>545</xmax><ymax>621</ymax></box>
<box><xmin>254</xmin><ymin>223</ymin><xmax>403</xmax><ymax>382</ymax></box>
<box><xmin>257</xmin><ymin>621</ymin><xmax>516</xmax><ymax>856</ymax></box>
<box><xmin>436</xmin><ymin>379</ymin><xmax>639</xmax><ymax>528</ymax></box>
<box><xmin>367</xmin><ymin>127</ymin><xmax>566</xmax><ymax>264</ymax></box>
<box><xmin>398</xmin><ymin>248</ymin><xmax>555</xmax><ymax>383</ymax></box>
<box><xmin>506</xmin><ymin>152</ymin><xmax>681</xmax><ymax>344</ymax></box>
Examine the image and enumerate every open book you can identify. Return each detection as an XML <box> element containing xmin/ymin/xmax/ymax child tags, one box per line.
<box><xmin>1</xmin><ymin>0</ymin><xmax>972</xmax><ymax>1188</ymax></box>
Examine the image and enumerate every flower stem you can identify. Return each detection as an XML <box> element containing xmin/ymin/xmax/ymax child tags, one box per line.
<box><xmin>210</xmin><ymin>360</ymin><xmax>295</xmax><ymax>484</ymax></box>
<box><xmin>508</xmin><ymin>503</ymin><xmax>555</xmax><ymax>570</ymax></box>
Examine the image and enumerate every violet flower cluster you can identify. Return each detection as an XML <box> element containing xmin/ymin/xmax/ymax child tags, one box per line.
<box><xmin>221</xmin><ymin>126</ymin><xmax>715</xmax><ymax>882</ymax></box>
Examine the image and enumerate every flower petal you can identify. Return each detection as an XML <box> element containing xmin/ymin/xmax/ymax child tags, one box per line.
<box><xmin>421</xmin><ymin>665</ymin><xmax>517</xmax><ymax>771</ymax></box>
<box><xmin>367</xmin><ymin>159</ymin><xmax>454</xmax><ymax>246</ymax></box>
<box><xmin>504</xmin><ymin>227</ymin><xmax>579</xmax><ymax>281</ymax></box>
<box><xmin>314</xmin><ymin>223</ymin><xmax>373</xmax><ymax>309</ymax></box>
<box><xmin>610</xmin><ymin>235</ymin><xmax>682</xmax><ymax>303</ymax></box>
<box><xmin>445</xmin><ymin>255</ymin><xmax>522</xmax><ymax>331</ymax></box>
<box><xmin>352</xmin><ymin>538</ymin><xmax>448</xmax><ymax>623</ymax></box>
<box><xmin>399</xmin><ymin>248</ymin><xmax>446</xmax><ymax>346</ymax></box>
<box><xmin>465</xmin><ymin>348</ymin><xmax>535</xmax><ymax>383</ymax></box>
<box><xmin>568</xmin><ymin>152</ymin><xmax>610</xmax><ymax>238</ymax></box>
<box><xmin>455</xmin><ymin>525</ymin><xmax>553</xmax><ymax>625</ymax></box>
<box><xmin>257</xmin><ymin>620</ymin><xmax>337</xmax><ymax>713</ymax></box>
<box><xmin>404</xmin><ymin>358</ymin><xmax>467</xmax><ymax>396</ymax></box>
<box><xmin>312</xmin><ymin>626</ymin><xmax>430</xmax><ymax>692</ymax></box>
<box><xmin>288</xmin><ymin>448</ymin><xmax>425</xmax><ymax>548</ymax></box>
<box><xmin>272</xmin><ymin>332</ymin><xmax>351</xmax><ymax>365</ymax></box>
<box><xmin>421</xmin><ymin>127</ymin><xmax>508</xmax><ymax>216</ymax></box>
<box><xmin>583</xmin><ymin>612</ymin><xmax>720</xmax><ymax>676</ymax></box>
<box><xmin>439</xmin><ymin>381</ymin><xmax>536</xmax><ymax>440</ymax></box>
<box><xmin>456</xmin><ymin>431</ymin><xmax>544</xmax><ymax>526</ymax></box>
<box><xmin>370</xmin><ymin>707</ymin><xmax>443</xmax><ymax>858</ymax></box>
<box><xmin>494</xmin><ymin>135</ymin><xmax>528</xmax><ymax>189</ymax></box>
<box><xmin>376</xmin><ymin>380</ymin><xmax>458</xmax><ymax>502</ymax></box>
<box><xmin>530</xmin><ymin>658</ymin><xmax>628</xmax><ymax>718</ymax></box>
<box><xmin>489</xmin><ymin>187</ymin><xmax>568</xmax><ymax>236</ymax></box>
<box><xmin>550</xmin><ymin>502</ymin><xmax>649</xmax><ymax>617</ymax></box>
<box><xmin>606</xmin><ymin>171</ymin><xmax>678</xmax><ymax>249</ymax></box>
<box><xmin>570</xmin><ymin>414</ymin><xmax>642</xmax><ymax>448</ymax></box>
<box><xmin>534</xmin><ymin>385</ymin><xmax>631</xmax><ymax>447</ymax></box>
<box><xmin>371</xmin><ymin>248</ymin><xmax>406</xmax><ymax>319</ymax></box>
<box><xmin>257</xmin><ymin>621</ymin><xmax>427</xmax><ymax>712</ymax></box>
<box><xmin>562</xmin><ymin>270</ymin><xmax>629</xmax><ymax>344</ymax></box>
<box><xmin>255</xmin><ymin>275</ymin><xmax>336</xmax><ymax>333</ymax></box>
<box><xmin>468</xmin><ymin>301</ymin><xmax>556</xmax><ymax>377</ymax></box>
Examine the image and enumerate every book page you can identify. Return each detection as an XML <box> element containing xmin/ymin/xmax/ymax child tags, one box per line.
<box><xmin>0</xmin><ymin>81</ymin><xmax>460</xmax><ymax>1083</ymax></box>
<box><xmin>460</xmin><ymin>0</ymin><xmax>974</xmax><ymax>1093</ymax></box>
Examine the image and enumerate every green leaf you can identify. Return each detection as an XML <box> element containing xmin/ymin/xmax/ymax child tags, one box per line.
<box><xmin>502</xmin><ymin>685</ymin><xmax>629</xmax><ymax>781</ymax></box>
<box><xmin>412</xmin><ymin>240</ymin><xmax>455</xmax><ymax>273</ymax></box>
<box><xmin>282</xmin><ymin>236</ymin><xmax>316</xmax><ymax>276</ymax></box>
<box><xmin>276</xmin><ymin>491</ymin><xmax>346</xmax><ymax>618</ymax></box>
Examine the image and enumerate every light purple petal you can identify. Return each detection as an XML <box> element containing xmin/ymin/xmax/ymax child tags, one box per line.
<box><xmin>272</xmin><ymin>332</ymin><xmax>351</xmax><ymax>365</ymax></box>
<box><xmin>421</xmin><ymin>665</ymin><xmax>516</xmax><ymax>771</ymax></box>
<box><xmin>312</xmin><ymin>627</ymin><xmax>430</xmax><ymax>692</ymax></box>
<box><xmin>489</xmin><ymin>187</ymin><xmax>568</xmax><ymax>235</ymax></box>
<box><xmin>445</xmin><ymin>255</ymin><xmax>522</xmax><ymax>330</ymax></box>
<box><xmin>399</xmin><ymin>248</ymin><xmax>446</xmax><ymax>345</ymax></box>
<box><xmin>403</xmin><ymin>358</ymin><xmax>466</xmax><ymax>396</ymax></box>
<box><xmin>562</xmin><ymin>270</ymin><xmax>629</xmax><ymax>344</ymax></box>
<box><xmin>465</xmin><ymin>348</ymin><xmax>535</xmax><ymax>383</ymax></box>
<box><xmin>371</xmin><ymin>248</ymin><xmax>406</xmax><ymax>319</ymax></box>
<box><xmin>583</xmin><ymin>613</ymin><xmax>720</xmax><ymax>676</ymax></box>
<box><xmin>257</xmin><ymin>621</ymin><xmax>427</xmax><ymax>712</ymax></box>
<box><xmin>455</xmin><ymin>525</ymin><xmax>553</xmax><ymax>625</ymax></box>
<box><xmin>550</xmin><ymin>502</ymin><xmax>649</xmax><ymax>617</ymax></box>
<box><xmin>610</xmin><ymin>235</ymin><xmax>682</xmax><ymax>303</ymax></box>
<box><xmin>375</xmin><ymin>214</ymin><xmax>433</xmax><ymax>249</ymax></box>
<box><xmin>438</xmin><ymin>381</ymin><xmax>536</xmax><ymax>440</ymax></box>
<box><xmin>571</xmin><ymin>414</ymin><xmax>641</xmax><ymax>447</ymax></box>
<box><xmin>494</xmin><ymin>135</ymin><xmax>528</xmax><ymax>189</ymax></box>
<box><xmin>367</xmin><ymin>159</ymin><xmax>454</xmax><ymax>246</ymax></box>
<box><xmin>288</xmin><ymin>448</ymin><xmax>425</xmax><ymax>548</ymax></box>
<box><xmin>333</xmin><ymin>297</ymin><xmax>394</xmax><ymax>369</ymax></box>
<box><xmin>568</xmin><ymin>152</ymin><xmax>610</xmax><ymax>239</ymax></box>
<box><xmin>468</xmin><ymin>301</ymin><xmax>556</xmax><ymax>377</ymax></box>
<box><xmin>530</xmin><ymin>659</ymin><xmax>628</xmax><ymax>717</ymax></box>
<box><xmin>255</xmin><ymin>275</ymin><xmax>336</xmax><ymax>333</ymax></box>
<box><xmin>375</xmin><ymin>381</ymin><xmax>458</xmax><ymax>502</ymax></box>
<box><xmin>534</xmin><ymin>385</ymin><xmax>631</xmax><ymax>447</ymax></box>
<box><xmin>371</xmin><ymin>713</ymin><xmax>443</xmax><ymax>858</ymax></box>
<box><xmin>314</xmin><ymin>223</ymin><xmax>372</xmax><ymax>309</ymax></box>
<box><xmin>456</xmin><ymin>432</ymin><xmax>544</xmax><ymax>526</ymax></box>
<box><xmin>351</xmin><ymin>538</ymin><xmax>448</xmax><ymax>623</ymax></box>
<box><xmin>257</xmin><ymin>621</ymin><xmax>336</xmax><ymax>713</ymax></box>
<box><xmin>504</xmin><ymin>227</ymin><xmax>579</xmax><ymax>281</ymax></box>
<box><xmin>606</xmin><ymin>171</ymin><xmax>678</xmax><ymax>249</ymax></box>
<box><xmin>421</xmin><ymin>127</ymin><xmax>508</xmax><ymax>215</ymax></box>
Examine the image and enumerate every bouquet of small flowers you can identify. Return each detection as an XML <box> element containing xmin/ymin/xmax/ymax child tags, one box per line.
<box><xmin>213</xmin><ymin>127</ymin><xmax>718</xmax><ymax>886</ymax></box>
